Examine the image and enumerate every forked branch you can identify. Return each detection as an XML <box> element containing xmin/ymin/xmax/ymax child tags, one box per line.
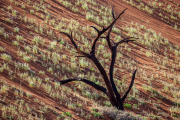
<box><xmin>90</xmin><ymin>8</ymin><xmax>128</xmax><ymax>55</ymax></box>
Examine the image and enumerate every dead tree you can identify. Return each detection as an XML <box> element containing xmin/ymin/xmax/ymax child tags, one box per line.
<box><xmin>59</xmin><ymin>8</ymin><xmax>137</xmax><ymax>110</ymax></box>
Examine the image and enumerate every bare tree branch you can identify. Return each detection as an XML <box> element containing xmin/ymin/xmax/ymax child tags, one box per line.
<box><xmin>115</xmin><ymin>8</ymin><xmax>127</xmax><ymax>22</ymax></box>
<box><xmin>59</xmin><ymin>78</ymin><xmax>107</xmax><ymax>95</ymax></box>
<box><xmin>116</xmin><ymin>37</ymin><xmax>138</xmax><ymax>46</ymax></box>
<box><xmin>60</xmin><ymin>32</ymin><xmax>77</xmax><ymax>49</ymax></box>
<box><xmin>90</xmin><ymin>56</ymin><xmax>117</xmax><ymax>106</ymax></box>
<box><xmin>60</xmin><ymin>32</ymin><xmax>90</xmax><ymax>57</ymax></box>
<box><xmin>112</xmin><ymin>6</ymin><xmax>115</xmax><ymax>19</ymax></box>
<box><xmin>106</xmin><ymin>23</ymin><xmax>113</xmax><ymax>50</ymax></box>
<box><xmin>109</xmin><ymin>47</ymin><xmax>120</xmax><ymax>99</ymax></box>
<box><xmin>90</xmin><ymin>26</ymin><xmax>100</xmax><ymax>33</ymax></box>
<box><xmin>108</xmin><ymin>37</ymin><xmax>137</xmax><ymax>102</ymax></box>
<box><xmin>122</xmin><ymin>69</ymin><xmax>137</xmax><ymax>102</ymax></box>
<box><xmin>90</xmin><ymin>26</ymin><xmax>103</xmax><ymax>55</ymax></box>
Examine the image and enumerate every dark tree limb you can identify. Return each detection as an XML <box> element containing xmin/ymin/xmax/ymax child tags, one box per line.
<box><xmin>60</xmin><ymin>32</ymin><xmax>90</xmax><ymax>57</ymax></box>
<box><xmin>112</xmin><ymin>6</ymin><xmax>116</xmax><ymax>19</ymax></box>
<box><xmin>90</xmin><ymin>56</ymin><xmax>117</xmax><ymax>106</ymax></box>
<box><xmin>106</xmin><ymin>22</ymin><xmax>113</xmax><ymax>50</ymax></box>
<box><xmin>109</xmin><ymin>46</ymin><xmax>121</xmax><ymax>100</ymax></box>
<box><xmin>107</xmin><ymin>36</ymin><xmax>137</xmax><ymax>107</ymax></box>
<box><xmin>121</xmin><ymin>69</ymin><xmax>137</xmax><ymax>102</ymax></box>
<box><xmin>59</xmin><ymin>78</ymin><xmax>107</xmax><ymax>95</ymax></box>
<box><xmin>104</xmin><ymin>19</ymin><xmax>119</xmax><ymax>98</ymax></box>
<box><xmin>90</xmin><ymin>26</ymin><xmax>100</xmax><ymax>33</ymax></box>
<box><xmin>60</xmin><ymin>32</ymin><xmax>77</xmax><ymax>49</ymax></box>
<box><xmin>90</xmin><ymin>8</ymin><xmax>127</xmax><ymax>56</ymax></box>
<box><xmin>116</xmin><ymin>37</ymin><xmax>138</xmax><ymax>47</ymax></box>
<box><xmin>108</xmin><ymin>37</ymin><xmax>138</xmax><ymax>103</ymax></box>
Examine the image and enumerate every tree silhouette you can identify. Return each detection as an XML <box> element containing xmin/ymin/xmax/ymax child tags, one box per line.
<box><xmin>59</xmin><ymin>7</ymin><xmax>138</xmax><ymax>110</ymax></box>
